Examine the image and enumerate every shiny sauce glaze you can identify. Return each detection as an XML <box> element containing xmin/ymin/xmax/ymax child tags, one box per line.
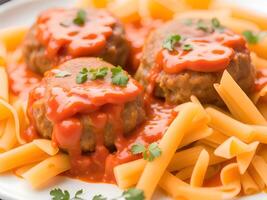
<box><xmin>36</xmin><ymin>8</ymin><xmax>115</xmax><ymax>63</ymax></box>
<box><xmin>156</xmin><ymin>21</ymin><xmax>246</xmax><ymax>74</ymax></box>
<box><xmin>125</xmin><ymin>19</ymin><xmax>162</xmax><ymax>72</ymax></box>
<box><xmin>25</xmin><ymin>63</ymin><xmax>177</xmax><ymax>183</ymax></box>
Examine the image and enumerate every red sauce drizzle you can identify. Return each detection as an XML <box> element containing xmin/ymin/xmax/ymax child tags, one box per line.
<box><xmin>255</xmin><ymin>69</ymin><xmax>267</xmax><ymax>91</ymax></box>
<box><xmin>157</xmin><ymin>29</ymin><xmax>246</xmax><ymax>74</ymax></box>
<box><xmin>36</xmin><ymin>8</ymin><xmax>115</xmax><ymax>62</ymax></box>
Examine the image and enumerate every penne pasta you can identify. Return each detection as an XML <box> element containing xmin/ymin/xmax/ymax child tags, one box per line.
<box><xmin>136</xmin><ymin>103</ymin><xmax>199</xmax><ymax>199</ymax></box>
<box><xmin>190</xmin><ymin>149</ymin><xmax>210</xmax><ymax>187</ymax></box>
<box><xmin>0</xmin><ymin>139</ymin><xmax>58</xmax><ymax>173</ymax></box>
<box><xmin>251</xmin><ymin>155</ymin><xmax>267</xmax><ymax>185</ymax></box>
<box><xmin>0</xmin><ymin>67</ymin><xmax>8</xmax><ymax>101</ymax></box>
<box><xmin>22</xmin><ymin>154</ymin><xmax>70</xmax><ymax>188</ymax></box>
<box><xmin>241</xmin><ymin>172</ymin><xmax>260</xmax><ymax>195</ymax></box>
<box><xmin>214</xmin><ymin>70</ymin><xmax>266</xmax><ymax>125</ymax></box>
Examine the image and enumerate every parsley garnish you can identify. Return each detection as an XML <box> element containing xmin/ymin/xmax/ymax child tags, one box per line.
<box><xmin>76</xmin><ymin>68</ymin><xmax>88</xmax><ymax>84</ymax></box>
<box><xmin>50</xmin><ymin>188</ymin><xmax>84</xmax><ymax>200</ymax></box>
<box><xmin>196</xmin><ymin>20</ymin><xmax>208</xmax><ymax>32</ymax></box>
<box><xmin>211</xmin><ymin>17</ymin><xmax>221</xmax><ymax>28</ymax></box>
<box><xmin>92</xmin><ymin>194</ymin><xmax>107</xmax><ymax>200</ymax></box>
<box><xmin>242</xmin><ymin>30</ymin><xmax>267</xmax><ymax>44</ymax></box>
<box><xmin>122</xmin><ymin>188</ymin><xmax>145</xmax><ymax>200</ymax></box>
<box><xmin>131</xmin><ymin>142</ymin><xmax>162</xmax><ymax>161</ymax></box>
<box><xmin>73</xmin><ymin>9</ymin><xmax>87</xmax><ymax>26</ymax></box>
<box><xmin>89</xmin><ymin>67</ymin><xmax>108</xmax><ymax>80</ymax></box>
<box><xmin>50</xmin><ymin>188</ymin><xmax>144</xmax><ymax>200</ymax></box>
<box><xmin>163</xmin><ymin>34</ymin><xmax>181</xmax><ymax>51</ymax></box>
<box><xmin>111</xmin><ymin>66</ymin><xmax>129</xmax><ymax>86</ymax></box>
<box><xmin>183</xmin><ymin>44</ymin><xmax>193</xmax><ymax>51</ymax></box>
<box><xmin>55</xmin><ymin>70</ymin><xmax>72</xmax><ymax>78</ymax></box>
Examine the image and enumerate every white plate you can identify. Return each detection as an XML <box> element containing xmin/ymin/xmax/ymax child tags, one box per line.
<box><xmin>0</xmin><ymin>0</ymin><xmax>266</xmax><ymax>199</ymax></box>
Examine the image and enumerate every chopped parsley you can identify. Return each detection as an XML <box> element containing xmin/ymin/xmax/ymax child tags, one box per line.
<box><xmin>50</xmin><ymin>188</ymin><xmax>84</xmax><ymax>200</ymax></box>
<box><xmin>55</xmin><ymin>70</ymin><xmax>72</xmax><ymax>78</ymax></box>
<box><xmin>183</xmin><ymin>44</ymin><xmax>193</xmax><ymax>51</ymax></box>
<box><xmin>163</xmin><ymin>34</ymin><xmax>181</xmax><ymax>51</ymax></box>
<box><xmin>242</xmin><ymin>30</ymin><xmax>267</xmax><ymax>44</ymax></box>
<box><xmin>111</xmin><ymin>66</ymin><xmax>129</xmax><ymax>86</ymax></box>
<box><xmin>131</xmin><ymin>142</ymin><xmax>162</xmax><ymax>162</ymax></box>
<box><xmin>196</xmin><ymin>20</ymin><xmax>208</xmax><ymax>32</ymax></box>
<box><xmin>211</xmin><ymin>17</ymin><xmax>221</xmax><ymax>28</ymax></box>
<box><xmin>122</xmin><ymin>188</ymin><xmax>145</xmax><ymax>200</ymax></box>
<box><xmin>92</xmin><ymin>194</ymin><xmax>107</xmax><ymax>200</ymax></box>
<box><xmin>73</xmin><ymin>9</ymin><xmax>87</xmax><ymax>26</ymax></box>
<box><xmin>50</xmin><ymin>188</ymin><xmax>144</xmax><ymax>200</ymax></box>
<box><xmin>76</xmin><ymin>68</ymin><xmax>88</xmax><ymax>84</ymax></box>
<box><xmin>89</xmin><ymin>67</ymin><xmax>109</xmax><ymax>80</ymax></box>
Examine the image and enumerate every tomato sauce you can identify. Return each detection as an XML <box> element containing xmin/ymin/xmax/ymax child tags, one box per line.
<box><xmin>36</xmin><ymin>8</ymin><xmax>115</xmax><ymax>64</ymax></box>
<box><xmin>255</xmin><ymin>69</ymin><xmax>267</xmax><ymax>91</ymax></box>
<box><xmin>157</xmin><ymin>23</ymin><xmax>246</xmax><ymax>74</ymax></box>
<box><xmin>125</xmin><ymin>19</ymin><xmax>163</xmax><ymax>72</ymax></box>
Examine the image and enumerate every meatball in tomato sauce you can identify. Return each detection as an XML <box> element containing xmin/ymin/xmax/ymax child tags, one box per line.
<box><xmin>27</xmin><ymin>58</ymin><xmax>145</xmax><ymax>153</ymax></box>
<box><xmin>22</xmin><ymin>8</ymin><xmax>129</xmax><ymax>74</ymax></box>
<box><xmin>135</xmin><ymin>18</ymin><xmax>255</xmax><ymax>105</ymax></box>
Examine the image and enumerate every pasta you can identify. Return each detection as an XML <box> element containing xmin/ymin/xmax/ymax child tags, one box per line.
<box><xmin>22</xmin><ymin>154</ymin><xmax>70</xmax><ymax>188</ymax></box>
<box><xmin>214</xmin><ymin>70</ymin><xmax>267</xmax><ymax>125</ymax></box>
<box><xmin>0</xmin><ymin>139</ymin><xmax>58</xmax><ymax>173</ymax></box>
<box><xmin>136</xmin><ymin>103</ymin><xmax>200</xmax><ymax>199</ymax></box>
<box><xmin>241</xmin><ymin>172</ymin><xmax>259</xmax><ymax>195</ymax></box>
<box><xmin>190</xmin><ymin>149</ymin><xmax>209</xmax><ymax>187</ymax></box>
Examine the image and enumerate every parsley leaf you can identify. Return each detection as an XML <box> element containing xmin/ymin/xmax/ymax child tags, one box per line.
<box><xmin>163</xmin><ymin>34</ymin><xmax>181</xmax><ymax>51</ymax></box>
<box><xmin>111</xmin><ymin>66</ymin><xmax>129</xmax><ymax>86</ymax></box>
<box><xmin>182</xmin><ymin>44</ymin><xmax>193</xmax><ymax>51</ymax></box>
<box><xmin>55</xmin><ymin>70</ymin><xmax>72</xmax><ymax>78</ymax></box>
<box><xmin>89</xmin><ymin>67</ymin><xmax>108</xmax><ymax>80</ymax></box>
<box><xmin>74</xmin><ymin>189</ymin><xmax>84</xmax><ymax>200</ymax></box>
<box><xmin>76</xmin><ymin>68</ymin><xmax>88</xmax><ymax>84</ymax></box>
<box><xmin>196</xmin><ymin>20</ymin><xmax>208</xmax><ymax>32</ymax></box>
<box><xmin>131</xmin><ymin>142</ymin><xmax>161</xmax><ymax>162</ymax></box>
<box><xmin>242</xmin><ymin>30</ymin><xmax>267</xmax><ymax>44</ymax></box>
<box><xmin>50</xmin><ymin>188</ymin><xmax>70</xmax><ymax>200</ymax></box>
<box><xmin>147</xmin><ymin>142</ymin><xmax>162</xmax><ymax>161</ymax></box>
<box><xmin>211</xmin><ymin>17</ymin><xmax>221</xmax><ymax>28</ymax></box>
<box><xmin>92</xmin><ymin>194</ymin><xmax>107</xmax><ymax>200</ymax></box>
<box><xmin>122</xmin><ymin>188</ymin><xmax>145</xmax><ymax>200</ymax></box>
<box><xmin>131</xmin><ymin>144</ymin><xmax>146</xmax><ymax>154</ymax></box>
<box><xmin>73</xmin><ymin>9</ymin><xmax>87</xmax><ymax>26</ymax></box>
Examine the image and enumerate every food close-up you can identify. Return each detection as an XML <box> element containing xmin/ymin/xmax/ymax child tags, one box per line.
<box><xmin>1</xmin><ymin>0</ymin><xmax>267</xmax><ymax>200</ymax></box>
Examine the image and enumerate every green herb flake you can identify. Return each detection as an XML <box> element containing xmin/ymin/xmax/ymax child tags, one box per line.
<box><xmin>50</xmin><ymin>188</ymin><xmax>70</xmax><ymax>200</ymax></box>
<box><xmin>196</xmin><ymin>20</ymin><xmax>208</xmax><ymax>32</ymax></box>
<box><xmin>243</xmin><ymin>30</ymin><xmax>267</xmax><ymax>44</ymax></box>
<box><xmin>92</xmin><ymin>194</ymin><xmax>107</xmax><ymax>200</ymax></box>
<box><xmin>74</xmin><ymin>189</ymin><xmax>84</xmax><ymax>200</ymax></box>
<box><xmin>131</xmin><ymin>144</ymin><xmax>146</xmax><ymax>155</ymax></box>
<box><xmin>60</xmin><ymin>21</ymin><xmax>71</xmax><ymax>27</ymax></box>
<box><xmin>55</xmin><ymin>70</ymin><xmax>72</xmax><ymax>78</ymax></box>
<box><xmin>211</xmin><ymin>17</ymin><xmax>221</xmax><ymax>28</ymax></box>
<box><xmin>89</xmin><ymin>67</ymin><xmax>109</xmax><ymax>80</ymax></box>
<box><xmin>122</xmin><ymin>188</ymin><xmax>145</xmax><ymax>200</ymax></box>
<box><xmin>182</xmin><ymin>44</ymin><xmax>193</xmax><ymax>51</ymax></box>
<box><xmin>73</xmin><ymin>9</ymin><xmax>87</xmax><ymax>26</ymax></box>
<box><xmin>147</xmin><ymin>142</ymin><xmax>162</xmax><ymax>161</ymax></box>
<box><xmin>76</xmin><ymin>68</ymin><xmax>88</xmax><ymax>84</ymax></box>
<box><xmin>163</xmin><ymin>34</ymin><xmax>181</xmax><ymax>51</ymax></box>
<box><xmin>130</xmin><ymin>142</ymin><xmax>161</xmax><ymax>162</ymax></box>
<box><xmin>111</xmin><ymin>66</ymin><xmax>129</xmax><ymax>86</ymax></box>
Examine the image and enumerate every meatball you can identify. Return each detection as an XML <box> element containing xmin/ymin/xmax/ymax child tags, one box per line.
<box><xmin>22</xmin><ymin>8</ymin><xmax>129</xmax><ymax>74</ymax></box>
<box><xmin>27</xmin><ymin>58</ymin><xmax>145</xmax><ymax>152</ymax></box>
<box><xmin>135</xmin><ymin>18</ymin><xmax>255</xmax><ymax>105</ymax></box>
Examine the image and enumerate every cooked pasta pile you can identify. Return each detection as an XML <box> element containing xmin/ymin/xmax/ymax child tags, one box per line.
<box><xmin>0</xmin><ymin>0</ymin><xmax>267</xmax><ymax>199</ymax></box>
